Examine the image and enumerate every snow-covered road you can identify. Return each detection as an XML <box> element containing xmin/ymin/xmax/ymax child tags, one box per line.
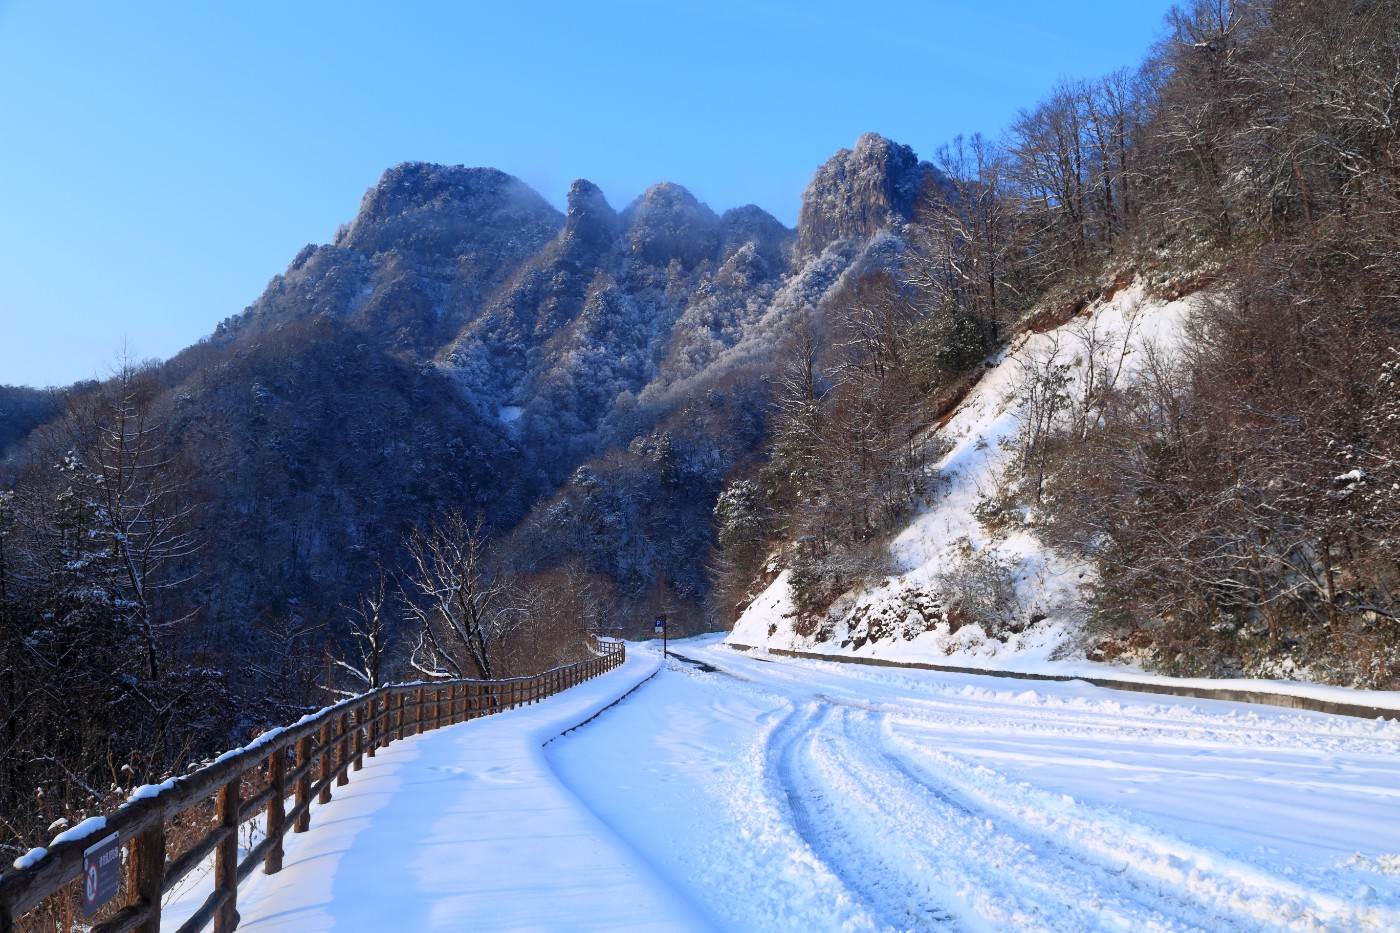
<box><xmin>550</xmin><ymin>638</ymin><xmax>1400</xmax><ymax>932</ymax></box>
<box><xmin>219</xmin><ymin>637</ymin><xmax>1400</xmax><ymax>932</ymax></box>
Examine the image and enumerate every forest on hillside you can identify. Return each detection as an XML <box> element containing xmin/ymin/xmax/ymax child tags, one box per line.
<box><xmin>2</xmin><ymin>0</ymin><xmax>1397</xmax><ymax>858</ymax></box>
<box><xmin>716</xmin><ymin>0</ymin><xmax>1399</xmax><ymax>683</ymax></box>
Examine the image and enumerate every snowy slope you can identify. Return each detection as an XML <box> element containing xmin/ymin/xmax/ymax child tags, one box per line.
<box><xmin>730</xmin><ymin>282</ymin><xmax>1200</xmax><ymax>673</ymax></box>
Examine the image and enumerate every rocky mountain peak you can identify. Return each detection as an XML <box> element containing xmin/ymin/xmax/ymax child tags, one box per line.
<box><xmin>621</xmin><ymin>182</ymin><xmax>722</xmax><ymax>269</ymax></box>
<box><xmin>337</xmin><ymin>161</ymin><xmax>562</xmax><ymax>259</ymax></box>
<box><xmin>562</xmin><ymin>178</ymin><xmax>620</xmax><ymax>251</ymax></box>
<box><xmin>720</xmin><ymin>205</ymin><xmax>793</xmax><ymax>268</ymax></box>
<box><xmin>795</xmin><ymin>133</ymin><xmax>936</xmax><ymax>257</ymax></box>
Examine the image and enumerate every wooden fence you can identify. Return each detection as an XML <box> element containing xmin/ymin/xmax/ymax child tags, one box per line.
<box><xmin>0</xmin><ymin>640</ymin><xmax>626</xmax><ymax>933</ymax></box>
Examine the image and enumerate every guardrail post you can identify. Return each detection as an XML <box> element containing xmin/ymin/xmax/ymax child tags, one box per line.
<box><xmin>130</xmin><ymin>820</ymin><xmax>165</xmax><ymax>933</ymax></box>
<box><xmin>318</xmin><ymin>721</ymin><xmax>334</xmax><ymax>804</ymax></box>
<box><xmin>396</xmin><ymin>692</ymin><xmax>406</xmax><ymax>740</ymax></box>
<box><xmin>295</xmin><ymin>735</ymin><xmax>312</xmax><ymax>832</ymax></box>
<box><xmin>414</xmin><ymin>688</ymin><xmax>425</xmax><ymax>734</ymax></box>
<box><xmin>214</xmin><ymin>776</ymin><xmax>241</xmax><ymax>933</ymax></box>
<box><xmin>265</xmin><ymin>749</ymin><xmax>287</xmax><ymax>873</ymax></box>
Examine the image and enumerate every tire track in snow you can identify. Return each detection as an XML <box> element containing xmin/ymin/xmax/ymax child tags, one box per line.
<box><xmin>667</xmin><ymin>643</ymin><xmax>1400</xmax><ymax>931</ymax></box>
<box><xmin>881</xmin><ymin>721</ymin><xmax>1400</xmax><ymax>932</ymax></box>
<box><xmin>709</xmin><ymin>648</ymin><xmax>1400</xmax><ymax>761</ymax></box>
<box><xmin>709</xmin><ymin>700</ymin><xmax>889</xmax><ymax>932</ymax></box>
<box><xmin>770</xmin><ymin>704</ymin><xmax>962</xmax><ymax>932</ymax></box>
<box><xmin>786</xmin><ymin>706</ymin><xmax>1213</xmax><ymax>932</ymax></box>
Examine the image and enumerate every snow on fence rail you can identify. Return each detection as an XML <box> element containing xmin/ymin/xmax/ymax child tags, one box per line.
<box><xmin>0</xmin><ymin>640</ymin><xmax>626</xmax><ymax>933</ymax></box>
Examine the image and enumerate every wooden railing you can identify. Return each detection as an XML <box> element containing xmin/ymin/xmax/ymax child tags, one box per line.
<box><xmin>0</xmin><ymin>640</ymin><xmax>626</xmax><ymax>933</ymax></box>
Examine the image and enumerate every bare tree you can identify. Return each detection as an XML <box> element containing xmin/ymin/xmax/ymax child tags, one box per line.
<box><xmin>333</xmin><ymin>570</ymin><xmax>395</xmax><ymax>694</ymax></box>
<box><xmin>34</xmin><ymin>359</ymin><xmax>200</xmax><ymax>680</ymax></box>
<box><xmin>908</xmin><ymin>133</ymin><xmax>1023</xmax><ymax>346</ymax></box>
<box><xmin>510</xmin><ymin>563</ymin><xmax>614</xmax><ymax>673</ymax></box>
<box><xmin>399</xmin><ymin>510</ymin><xmax>522</xmax><ymax>680</ymax></box>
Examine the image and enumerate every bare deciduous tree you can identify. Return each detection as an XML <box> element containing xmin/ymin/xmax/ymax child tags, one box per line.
<box><xmin>34</xmin><ymin>358</ymin><xmax>200</xmax><ymax>680</ymax></box>
<box><xmin>400</xmin><ymin>510</ymin><xmax>522</xmax><ymax>680</ymax></box>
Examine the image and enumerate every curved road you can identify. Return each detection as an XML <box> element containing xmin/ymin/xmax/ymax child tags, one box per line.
<box><xmin>548</xmin><ymin>638</ymin><xmax>1400</xmax><ymax>932</ymax></box>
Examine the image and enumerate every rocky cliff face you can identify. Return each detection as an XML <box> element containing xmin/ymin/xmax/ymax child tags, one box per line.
<box><xmin>225</xmin><ymin>135</ymin><xmax>929</xmax><ymax>422</ymax></box>
<box><xmin>796</xmin><ymin>132</ymin><xmax>941</xmax><ymax>258</ymax></box>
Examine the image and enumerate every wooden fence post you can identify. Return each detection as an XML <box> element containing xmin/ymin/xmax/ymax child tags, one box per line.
<box><xmin>367</xmin><ymin>696</ymin><xmax>379</xmax><ymax>758</ymax></box>
<box><xmin>214</xmin><ymin>776</ymin><xmax>241</xmax><ymax>933</ymax></box>
<box><xmin>396</xmin><ymin>692</ymin><xmax>407</xmax><ymax>741</ymax></box>
<box><xmin>129</xmin><ymin>821</ymin><xmax>165</xmax><ymax>933</ymax></box>
<box><xmin>295</xmin><ymin>736</ymin><xmax>312</xmax><ymax>833</ymax></box>
<box><xmin>415</xmin><ymin>688</ymin><xmax>425</xmax><ymax>734</ymax></box>
<box><xmin>265</xmin><ymin>750</ymin><xmax>286</xmax><ymax>873</ymax></box>
<box><xmin>337</xmin><ymin>712</ymin><xmax>350</xmax><ymax>787</ymax></box>
<box><xmin>318</xmin><ymin>721</ymin><xmax>334</xmax><ymax>804</ymax></box>
<box><xmin>352</xmin><ymin>705</ymin><xmax>364</xmax><ymax>772</ymax></box>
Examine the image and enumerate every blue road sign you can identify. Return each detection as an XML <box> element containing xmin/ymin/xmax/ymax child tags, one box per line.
<box><xmin>82</xmin><ymin>832</ymin><xmax>120</xmax><ymax>917</ymax></box>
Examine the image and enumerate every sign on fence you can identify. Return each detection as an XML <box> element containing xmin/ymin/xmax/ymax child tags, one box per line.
<box><xmin>82</xmin><ymin>832</ymin><xmax>120</xmax><ymax>917</ymax></box>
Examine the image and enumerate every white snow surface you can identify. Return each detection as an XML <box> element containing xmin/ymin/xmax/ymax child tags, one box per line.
<box><xmin>551</xmin><ymin>638</ymin><xmax>1400</xmax><ymax>932</ymax></box>
<box><xmin>731</xmin><ymin>282</ymin><xmax>1200</xmax><ymax>673</ymax></box>
<box><xmin>185</xmin><ymin>638</ymin><xmax>1400</xmax><ymax>932</ymax></box>
<box><xmin>205</xmin><ymin>651</ymin><xmax>712</xmax><ymax>933</ymax></box>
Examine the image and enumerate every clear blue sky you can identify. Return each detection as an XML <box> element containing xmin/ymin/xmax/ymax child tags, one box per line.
<box><xmin>0</xmin><ymin>0</ymin><xmax>1173</xmax><ymax>389</ymax></box>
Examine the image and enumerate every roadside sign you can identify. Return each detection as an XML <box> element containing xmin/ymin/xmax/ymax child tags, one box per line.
<box><xmin>654</xmin><ymin>618</ymin><xmax>664</xmax><ymax>636</ymax></box>
<box><xmin>82</xmin><ymin>832</ymin><xmax>120</xmax><ymax>917</ymax></box>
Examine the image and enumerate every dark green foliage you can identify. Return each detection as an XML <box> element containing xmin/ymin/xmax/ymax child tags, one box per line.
<box><xmin>0</xmin><ymin>385</ymin><xmax>58</xmax><ymax>462</ymax></box>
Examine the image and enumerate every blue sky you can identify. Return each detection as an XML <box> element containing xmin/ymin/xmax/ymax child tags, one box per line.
<box><xmin>0</xmin><ymin>0</ymin><xmax>1173</xmax><ymax>389</ymax></box>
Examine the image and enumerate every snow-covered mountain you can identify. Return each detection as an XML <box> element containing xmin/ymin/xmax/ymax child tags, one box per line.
<box><xmin>126</xmin><ymin>134</ymin><xmax>943</xmax><ymax>634</ymax></box>
<box><xmin>216</xmin><ymin>133</ymin><xmax>935</xmax><ymax>482</ymax></box>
